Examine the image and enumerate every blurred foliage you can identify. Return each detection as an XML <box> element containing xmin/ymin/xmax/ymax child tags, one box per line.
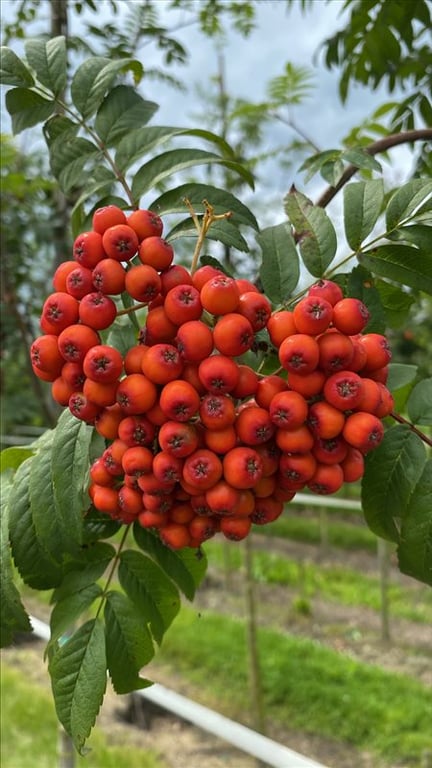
<box><xmin>0</xmin><ymin>134</ymin><xmax>59</xmax><ymax>431</ymax></box>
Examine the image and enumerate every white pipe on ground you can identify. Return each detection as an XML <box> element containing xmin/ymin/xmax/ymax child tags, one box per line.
<box><xmin>29</xmin><ymin>616</ymin><xmax>329</xmax><ymax>768</ymax></box>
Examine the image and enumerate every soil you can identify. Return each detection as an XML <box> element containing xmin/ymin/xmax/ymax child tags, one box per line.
<box><xmin>2</xmin><ymin>533</ymin><xmax>431</xmax><ymax>768</ymax></box>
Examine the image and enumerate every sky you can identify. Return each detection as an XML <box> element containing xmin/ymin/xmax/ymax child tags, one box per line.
<box><xmin>1</xmin><ymin>0</ymin><xmax>412</xmax><ymax>226</ymax></box>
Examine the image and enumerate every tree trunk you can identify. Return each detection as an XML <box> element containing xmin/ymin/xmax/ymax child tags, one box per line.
<box><xmin>50</xmin><ymin>0</ymin><xmax>72</xmax><ymax>270</ymax></box>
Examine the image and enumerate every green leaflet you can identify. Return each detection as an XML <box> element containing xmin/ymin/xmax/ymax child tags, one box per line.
<box><xmin>49</xmin><ymin>583</ymin><xmax>103</xmax><ymax>649</ymax></box>
<box><xmin>346</xmin><ymin>265</ymin><xmax>386</xmax><ymax>333</ymax></box>
<box><xmin>118</xmin><ymin>550</ymin><xmax>181</xmax><ymax>645</ymax></box>
<box><xmin>386</xmin><ymin>179</ymin><xmax>432</xmax><ymax>230</ymax></box>
<box><xmin>5</xmin><ymin>87</ymin><xmax>55</xmax><ymax>134</ymax></box>
<box><xmin>49</xmin><ymin>619</ymin><xmax>107</xmax><ymax>754</ymax></box>
<box><xmin>151</xmin><ymin>182</ymin><xmax>259</xmax><ymax>230</ymax></box>
<box><xmin>166</xmin><ymin>216</ymin><xmax>249</xmax><ymax>252</ymax></box>
<box><xmin>343</xmin><ymin>180</ymin><xmax>384</xmax><ymax>251</ymax></box>
<box><xmin>115</xmin><ymin>126</ymin><xmax>241</xmax><ymax>175</ymax></box>
<box><xmin>51</xmin><ymin>410</ymin><xmax>94</xmax><ymax>545</ymax></box>
<box><xmin>134</xmin><ymin>524</ymin><xmax>208</xmax><ymax>601</ymax></box>
<box><xmin>386</xmin><ymin>364</ymin><xmax>418</xmax><ymax>393</ymax></box>
<box><xmin>0</xmin><ymin>46</ymin><xmax>35</xmax><ymax>87</ymax></box>
<box><xmin>49</xmin><ymin>135</ymin><xmax>101</xmax><ymax>193</ymax></box>
<box><xmin>257</xmin><ymin>222</ymin><xmax>299</xmax><ymax>304</ymax></box>
<box><xmin>360</xmin><ymin>244</ymin><xmax>432</xmax><ymax>295</ymax></box>
<box><xmin>94</xmin><ymin>85</ymin><xmax>158</xmax><ymax>145</ymax></box>
<box><xmin>8</xmin><ymin>458</ymin><xmax>63</xmax><ymax>590</ymax></box>
<box><xmin>398</xmin><ymin>460</ymin><xmax>432</xmax><ymax>586</ymax></box>
<box><xmin>104</xmin><ymin>591</ymin><xmax>154</xmax><ymax>694</ymax></box>
<box><xmin>70</xmin><ymin>57</ymin><xmax>143</xmax><ymax>119</ymax></box>
<box><xmin>407</xmin><ymin>378</ymin><xmax>432</xmax><ymax>425</ymax></box>
<box><xmin>25</xmin><ymin>36</ymin><xmax>67</xmax><ymax>97</ymax></box>
<box><xmin>362</xmin><ymin>426</ymin><xmax>427</xmax><ymax>542</ymax></box>
<box><xmin>1</xmin><ymin>479</ymin><xmax>31</xmax><ymax>647</ymax></box>
<box><xmin>0</xmin><ymin>445</ymin><xmax>35</xmax><ymax>473</ymax></box>
<box><xmin>284</xmin><ymin>188</ymin><xmax>337</xmax><ymax>277</ymax></box>
<box><xmin>131</xmin><ymin>148</ymin><xmax>231</xmax><ymax>201</ymax></box>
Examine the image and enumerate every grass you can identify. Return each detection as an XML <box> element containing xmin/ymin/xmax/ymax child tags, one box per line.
<box><xmin>260</xmin><ymin>512</ymin><xmax>378</xmax><ymax>552</ymax></box>
<box><xmin>0</xmin><ymin>661</ymin><xmax>165</xmax><ymax>768</ymax></box>
<box><xmin>204</xmin><ymin>540</ymin><xmax>432</xmax><ymax>624</ymax></box>
<box><xmin>158</xmin><ymin>606</ymin><xmax>432</xmax><ymax>764</ymax></box>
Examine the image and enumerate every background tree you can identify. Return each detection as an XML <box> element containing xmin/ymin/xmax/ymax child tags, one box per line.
<box><xmin>0</xmin><ymin>0</ymin><xmax>431</xmax><ymax>759</ymax></box>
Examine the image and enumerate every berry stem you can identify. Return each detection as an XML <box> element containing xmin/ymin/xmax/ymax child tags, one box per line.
<box><xmin>390</xmin><ymin>411</ymin><xmax>432</xmax><ymax>448</ymax></box>
<box><xmin>117</xmin><ymin>302</ymin><xmax>149</xmax><ymax>317</ymax></box>
<box><xmin>95</xmin><ymin>524</ymin><xmax>131</xmax><ymax>618</ymax></box>
<box><xmin>185</xmin><ymin>198</ymin><xmax>232</xmax><ymax>274</ymax></box>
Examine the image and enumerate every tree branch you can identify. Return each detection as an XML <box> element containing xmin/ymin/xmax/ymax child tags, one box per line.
<box><xmin>316</xmin><ymin>129</ymin><xmax>432</xmax><ymax>208</ymax></box>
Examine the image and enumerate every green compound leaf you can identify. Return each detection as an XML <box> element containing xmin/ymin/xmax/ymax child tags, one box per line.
<box><xmin>257</xmin><ymin>222</ymin><xmax>300</xmax><ymax>304</ymax></box>
<box><xmin>5</xmin><ymin>87</ymin><xmax>55</xmax><ymax>134</ymax></box>
<box><xmin>71</xmin><ymin>57</ymin><xmax>143</xmax><ymax>120</ymax></box>
<box><xmin>25</xmin><ymin>36</ymin><xmax>67</xmax><ymax>96</ymax></box>
<box><xmin>151</xmin><ymin>183</ymin><xmax>259</xmax><ymax>231</ymax></box>
<box><xmin>105</xmin><ymin>591</ymin><xmax>154</xmax><ymax>694</ymax></box>
<box><xmin>343</xmin><ymin>179</ymin><xmax>384</xmax><ymax>251</ymax></box>
<box><xmin>407</xmin><ymin>378</ymin><xmax>432</xmax><ymax>425</ymax></box>
<box><xmin>50</xmin><ymin>584</ymin><xmax>103</xmax><ymax>649</ymax></box>
<box><xmin>8</xmin><ymin>458</ymin><xmax>63</xmax><ymax>590</ymax></box>
<box><xmin>1</xmin><ymin>482</ymin><xmax>32</xmax><ymax>647</ymax></box>
<box><xmin>133</xmin><ymin>524</ymin><xmax>207</xmax><ymax>601</ymax></box>
<box><xmin>94</xmin><ymin>85</ymin><xmax>158</xmax><ymax>145</ymax></box>
<box><xmin>397</xmin><ymin>459</ymin><xmax>432</xmax><ymax>586</ymax></box>
<box><xmin>49</xmin><ymin>619</ymin><xmax>107</xmax><ymax>754</ymax></box>
<box><xmin>386</xmin><ymin>179</ymin><xmax>432</xmax><ymax>230</ymax></box>
<box><xmin>362</xmin><ymin>425</ymin><xmax>427</xmax><ymax>542</ymax></box>
<box><xmin>51</xmin><ymin>410</ymin><xmax>94</xmax><ymax>545</ymax></box>
<box><xmin>0</xmin><ymin>46</ymin><xmax>35</xmax><ymax>87</ymax></box>
<box><xmin>360</xmin><ymin>244</ymin><xmax>432</xmax><ymax>295</ymax></box>
<box><xmin>118</xmin><ymin>550</ymin><xmax>180</xmax><ymax>645</ymax></box>
<box><xmin>284</xmin><ymin>188</ymin><xmax>337</xmax><ymax>277</ymax></box>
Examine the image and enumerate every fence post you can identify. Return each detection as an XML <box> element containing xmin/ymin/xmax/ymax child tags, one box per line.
<box><xmin>377</xmin><ymin>538</ymin><xmax>391</xmax><ymax>643</ymax></box>
<box><xmin>318</xmin><ymin>507</ymin><xmax>329</xmax><ymax>555</ymax></box>
<box><xmin>58</xmin><ymin>729</ymin><xmax>75</xmax><ymax>768</ymax></box>
<box><xmin>243</xmin><ymin>536</ymin><xmax>266</xmax><ymax>737</ymax></box>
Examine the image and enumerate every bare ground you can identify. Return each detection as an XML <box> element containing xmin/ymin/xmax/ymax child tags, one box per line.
<box><xmin>2</xmin><ymin>533</ymin><xmax>431</xmax><ymax>768</ymax></box>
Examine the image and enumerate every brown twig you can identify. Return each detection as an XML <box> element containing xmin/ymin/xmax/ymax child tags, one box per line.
<box><xmin>316</xmin><ymin>129</ymin><xmax>432</xmax><ymax>209</ymax></box>
<box><xmin>390</xmin><ymin>411</ymin><xmax>432</xmax><ymax>448</ymax></box>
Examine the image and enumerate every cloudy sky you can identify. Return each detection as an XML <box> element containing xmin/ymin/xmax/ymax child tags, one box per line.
<box><xmin>1</xmin><ymin>0</ymin><xmax>411</xmax><ymax>224</ymax></box>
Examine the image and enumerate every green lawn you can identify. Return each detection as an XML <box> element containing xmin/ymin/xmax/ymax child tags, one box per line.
<box><xmin>260</xmin><ymin>512</ymin><xmax>377</xmax><ymax>551</ymax></box>
<box><xmin>158</xmin><ymin>607</ymin><xmax>432</xmax><ymax>765</ymax></box>
<box><xmin>204</xmin><ymin>539</ymin><xmax>432</xmax><ymax>623</ymax></box>
<box><xmin>1</xmin><ymin>662</ymin><xmax>165</xmax><ymax>768</ymax></box>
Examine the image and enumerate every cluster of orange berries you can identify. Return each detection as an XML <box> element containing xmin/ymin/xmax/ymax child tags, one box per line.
<box><xmin>30</xmin><ymin>205</ymin><xmax>394</xmax><ymax>549</ymax></box>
